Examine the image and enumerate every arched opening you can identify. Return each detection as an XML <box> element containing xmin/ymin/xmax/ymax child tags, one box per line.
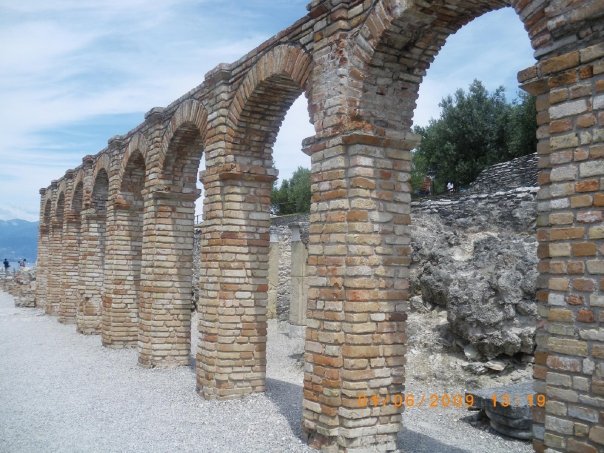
<box><xmin>196</xmin><ymin>45</ymin><xmax>314</xmax><ymax>400</ymax></box>
<box><xmin>78</xmin><ymin>169</ymin><xmax>109</xmax><ymax>334</ymax></box>
<box><xmin>59</xmin><ymin>180</ymin><xmax>84</xmax><ymax>323</ymax></box>
<box><xmin>301</xmin><ymin>2</ymin><xmax>555</xmax><ymax>451</ymax></box>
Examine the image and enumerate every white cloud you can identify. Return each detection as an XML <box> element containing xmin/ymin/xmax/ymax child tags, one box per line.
<box><xmin>0</xmin><ymin>3</ymin><xmax>534</xmax><ymax>221</ymax></box>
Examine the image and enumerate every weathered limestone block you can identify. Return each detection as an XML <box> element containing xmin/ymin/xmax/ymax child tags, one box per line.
<box><xmin>289</xmin><ymin>224</ymin><xmax>308</xmax><ymax>326</ymax></box>
<box><xmin>267</xmin><ymin>232</ymin><xmax>279</xmax><ymax>319</ymax></box>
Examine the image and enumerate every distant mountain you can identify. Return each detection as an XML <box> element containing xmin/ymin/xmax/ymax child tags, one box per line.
<box><xmin>0</xmin><ymin>219</ymin><xmax>39</xmax><ymax>266</ymax></box>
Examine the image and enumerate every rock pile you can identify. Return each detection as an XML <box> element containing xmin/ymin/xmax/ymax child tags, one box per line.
<box><xmin>2</xmin><ymin>268</ymin><xmax>37</xmax><ymax>307</ymax></box>
<box><xmin>467</xmin><ymin>381</ymin><xmax>537</xmax><ymax>440</ymax></box>
<box><xmin>411</xmin><ymin>188</ymin><xmax>538</xmax><ymax>361</ymax></box>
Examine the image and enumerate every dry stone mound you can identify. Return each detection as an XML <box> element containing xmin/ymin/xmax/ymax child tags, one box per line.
<box><xmin>411</xmin><ymin>188</ymin><xmax>538</xmax><ymax>361</ymax></box>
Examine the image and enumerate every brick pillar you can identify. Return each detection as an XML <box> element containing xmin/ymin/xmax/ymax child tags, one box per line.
<box><xmin>302</xmin><ymin>133</ymin><xmax>414</xmax><ymax>452</ymax></box>
<box><xmin>196</xmin><ymin>165</ymin><xmax>276</xmax><ymax>399</ymax></box>
<box><xmin>77</xmin><ymin>210</ymin><xmax>105</xmax><ymax>334</ymax></box>
<box><xmin>521</xmin><ymin>43</ymin><xmax>604</xmax><ymax>453</ymax></box>
<box><xmin>59</xmin><ymin>210</ymin><xmax>80</xmax><ymax>323</ymax></box>
<box><xmin>46</xmin><ymin>218</ymin><xmax>63</xmax><ymax>316</ymax></box>
<box><xmin>138</xmin><ymin>190</ymin><xmax>197</xmax><ymax>368</ymax></box>
<box><xmin>35</xmin><ymin>189</ymin><xmax>49</xmax><ymax>309</ymax></box>
<box><xmin>289</xmin><ymin>223</ymin><xmax>308</xmax><ymax>326</ymax></box>
<box><xmin>102</xmin><ymin>200</ymin><xmax>143</xmax><ymax>348</ymax></box>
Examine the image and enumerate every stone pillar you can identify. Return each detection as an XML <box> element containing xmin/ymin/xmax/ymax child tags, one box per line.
<box><xmin>35</xmin><ymin>188</ymin><xmax>49</xmax><ymax>309</ymax></box>
<box><xmin>45</xmin><ymin>181</ymin><xmax>60</xmax><ymax>315</ymax></box>
<box><xmin>102</xmin><ymin>200</ymin><xmax>142</xmax><ymax>348</ymax></box>
<box><xmin>267</xmin><ymin>231</ymin><xmax>279</xmax><ymax>319</ymax></box>
<box><xmin>520</xmin><ymin>44</ymin><xmax>604</xmax><ymax>453</ymax></box>
<box><xmin>59</xmin><ymin>209</ymin><xmax>80</xmax><ymax>323</ymax></box>
<box><xmin>196</xmin><ymin>166</ymin><xmax>276</xmax><ymax>399</ymax></box>
<box><xmin>289</xmin><ymin>223</ymin><xmax>308</xmax><ymax>326</ymax></box>
<box><xmin>46</xmin><ymin>218</ymin><xmax>63</xmax><ymax>316</ymax></box>
<box><xmin>302</xmin><ymin>133</ymin><xmax>414</xmax><ymax>452</ymax></box>
<box><xmin>138</xmin><ymin>190</ymin><xmax>197</xmax><ymax>368</ymax></box>
<box><xmin>77</xmin><ymin>210</ymin><xmax>105</xmax><ymax>334</ymax></box>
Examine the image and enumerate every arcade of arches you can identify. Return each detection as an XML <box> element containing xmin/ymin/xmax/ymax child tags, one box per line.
<box><xmin>35</xmin><ymin>1</ymin><xmax>604</xmax><ymax>451</ymax></box>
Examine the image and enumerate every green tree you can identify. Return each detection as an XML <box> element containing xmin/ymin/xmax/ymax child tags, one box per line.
<box><xmin>271</xmin><ymin>166</ymin><xmax>311</xmax><ymax>215</ymax></box>
<box><xmin>411</xmin><ymin>80</ymin><xmax>536</xmax><ymax>193</ymax></box>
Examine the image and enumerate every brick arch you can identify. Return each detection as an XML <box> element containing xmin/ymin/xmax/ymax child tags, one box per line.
<box><xmin>227</xmin><ymin>44</ymin><xmax>314</xmax><ymax>158</ymax></box>
<box><xmin>43</xmin><ymin>198</ymin><xmax>52</xmax><ymax>227</ymax></box>
<box><xmin>92</xmin><ymin>153</ymin><xmax>111</xmax><ymax>192</ymax></box>
<box><xmin>229</xmin><ymin>44</ymin><xmax>313</xmax><ymax>125</ymax></box>
<box><xmin>350</xmin><ymin>0</ymin><xmax>547</xmax><ymax>135</ymax></box>
<box><xmin>92</xmin><ymin>159</ymin><xmax>110</xmax><ymax>216</ymax></box>
<box><xmin>158</xmin><ymin>99</ymin><xmax>208</xmax><ymax>195</ymax></box>
<box><xmin>118</xmin><ymin>132</ymin><xmax>150</xmax><ymax>194</ymax></box>
<box><xmin>54</xmin><ymin>181</ymin><xmax>68</xmax><ymax>225</ymax></box>
<box><xmin>70</xmin><ymin>169</ymin><xmax>86</xmax><ymax>214</ymax></box>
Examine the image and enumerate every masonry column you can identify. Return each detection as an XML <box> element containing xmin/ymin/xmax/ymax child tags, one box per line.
<box><xmin>46</xmin><ymin>181</ymin><xmax>61</xmax><ymax>316</ymax></box>
<box><xmin>102</xmin><ymin>198</ymin><xmax>141</xmax><ymax>347</ymax></box>
<box><xmin>59</xmin><ymin>171</ymin><xmax>79</xmax><ymax>323</ymax></box>
<box><xmin>35</xmin><ymin>188</ymin><xmax>49</xmax><ymax>309</ymax></box>
<box><xmin>59</xmin><ymin>210</ymin><xmax>80</xmax><ymax>322</ymax></box>
<box><xmin>302</xmin><ymin>133</ymin><xmax>414</xmax><ymax>452</ymax></box>
<box><xmin>196</xmin><ymin>165</ymin><xmax>277</xmax><ymax>399</ymax></box>
<box><xmin>138</xmin><ymin>189</ymin><xmax>198</xmax><ymax>367</ymax></box>
<box><xmin>521</xmin><ymin>44</ymin><xmax>604</xmax><ymax>453</ymax></box>
<box><xmin>77</xmin><ymin>208</ymin><xmax>105</xmax><ymax>334</ymax></box>
<box><xmin>102</xmin><ymin>135</ymin><xmax>143</xmax><ymax>348</ymax></box>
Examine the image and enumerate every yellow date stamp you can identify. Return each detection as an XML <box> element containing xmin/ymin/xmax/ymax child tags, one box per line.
<box><xmin>357</xmin><ymin>393</ymin><xmax>547</xmax><ymax>409</ymax></box>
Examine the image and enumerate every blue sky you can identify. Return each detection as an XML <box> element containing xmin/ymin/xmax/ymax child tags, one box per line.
<box><xmin>0</xmin><ymin>2</ymin><xmax>534</xmax><ymax>221</ymax></box>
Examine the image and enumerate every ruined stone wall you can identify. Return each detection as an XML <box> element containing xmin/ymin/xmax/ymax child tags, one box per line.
<box><xmin>2</xmin><ymin>268</ymin><xmax>37</xmax><ymax>307</ymax></box>
<box><xmin>469</xmin><ymin>153</ymin><xmax>539</xmax><ymax>194</ymax></box>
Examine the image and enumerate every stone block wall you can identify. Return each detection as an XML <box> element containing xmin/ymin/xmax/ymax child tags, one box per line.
<box><xmin>469</xmin><ymin>153</ymin><xmax>539</xmax><ymax>194</ymax></box>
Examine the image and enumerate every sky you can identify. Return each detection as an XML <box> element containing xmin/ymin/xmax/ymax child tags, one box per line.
<box><xmin>0</xmin><ymin>1</ymin><xmax>535</xmax><ymax>221</ymax></box>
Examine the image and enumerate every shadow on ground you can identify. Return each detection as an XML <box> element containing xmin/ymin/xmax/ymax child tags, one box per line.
<box><xmin>398</xmin><ymin>428</ymin><xmax>470</xmax><ymax>453</ymax></box>
<box><xmin>266</xmin><ymin>377</ymin><xmax>306</xmax><ymax>441</ymax></box>
<box><xmin>265</xmin><ymin>377</ymin><xmax>473</xmax><ymax>453</ymax></box>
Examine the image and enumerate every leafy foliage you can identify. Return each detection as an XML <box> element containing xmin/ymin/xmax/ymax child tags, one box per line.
<box><xmin>412</xmin><ymin>80</ymin><xmax>537</xmax><ymax>193</ymax></box>
<box><xmin>271</xmin><ymin>166</ymin><xmax>311</xmax><ymax>215</ymax></box>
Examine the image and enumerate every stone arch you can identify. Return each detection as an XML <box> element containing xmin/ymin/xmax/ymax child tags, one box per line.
<box><xmin>350</xmin><ymin>0</ymin><xmax>544</xmax><ymax>135</ymax></box>
<box><xmin>300</xmin><ymin>1</ymin><xmax>604</xmax><ymax>451</ymax></box>
<box><xmin>195</xmin><ymin>44</ymin><xmax>314</xmax><ymax>399</ymax></box>
<box><xmin>54</xmin><ymin>188</ymin><xmax>66</xmax><ymax>225</ymax></box>
<box><xmin>159</xmin><ymin>99</ymin><xmax>208</xmax><ymax>183</ymax></box>
<box><xmin>77</xmin><ymin>164</ymin><xmax>111</xmax><ymax>334</ymax></box>
<box><xmin>58</xmin><ymin>170</ymin><xmax>86</xmax><ymax>324</ymax></box>
<box><xmin>92</xmin><ymin>154</ymin><xmax>111</xmax><ymax>209</ymax></box>
<box><xmin>118</xmin><ymin>133</ymin><xmax>150</xmax><ymax>193</ymax></box>
<box><xmin>70</xmin><ymin>169</ymin><xmax>86</xmax><ymax>214</ymax></box>
<box><xmin>227</xmin><ymin>44</ymin><xmax>314</xmax><ymax>157</ymax></box>
<box><xmin>137</xmin><ymin>99</ymin><xmax>209</xmax><ymax>368</ymax></box>
<box><xmin>43</xmin><ymin>198</ymin><xmax>52</xmax><ymax>227</ymax></box>
<box><xmin>46</xmin><ymin>186</ymin><xmax>66</xmax><ymax>316</ymax></box>
<box><xmin>102</xmin><ymin>148</ymin><xmax>146</xmax><ymax>348</ymax></box>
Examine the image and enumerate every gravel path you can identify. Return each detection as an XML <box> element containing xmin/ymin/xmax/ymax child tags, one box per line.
<box><xmin>0</xmin><ymin>291</ymin><xmax>531</xmax><ymax>453</ymax></box>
